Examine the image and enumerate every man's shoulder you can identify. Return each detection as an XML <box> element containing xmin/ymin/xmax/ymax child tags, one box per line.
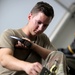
<box><xmin>4</xmin><ymin>28</ymin><xmax>19</xmax><ymax>32</ymax></box>
<box><xmin>2</xmin><ymin>29</ymin><xmax>15</xmax><ymax>34</ymax></box>
<box><xmin>3</xmin><ymin>28</ymin><xmax>21</xmax><ymax>34</ymax></box>
<box><xmin>0</xmin><ymin>28</ymin><xmax>21</xmax><ymax>37</ymax></box>
<box><xmin>39</xmin><ymin>33</ymin><xmax>49</xmax><ymax>39</ymax></box>
<box><xmin>37</xmin><ymin>33</ymin><xmax>50</xmax><ymax>43</ymax></box>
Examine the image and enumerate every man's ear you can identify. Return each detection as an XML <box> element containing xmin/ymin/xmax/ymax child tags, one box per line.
<box><xmin>28</xmin><ymin>13</ymin><xmax>32</xmax><ymax>20</ymax></box>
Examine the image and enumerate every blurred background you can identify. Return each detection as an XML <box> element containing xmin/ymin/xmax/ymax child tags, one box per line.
<box><xmin>0</xmin><ymin>0</ymin><xmax>75</xmax><ymax>49</ymax></box>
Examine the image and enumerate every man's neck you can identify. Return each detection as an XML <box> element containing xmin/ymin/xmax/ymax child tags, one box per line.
<box><xmin>21</xmin><ymin>25</ymin><xmax>36</xmax><ymax>41</ymax></box>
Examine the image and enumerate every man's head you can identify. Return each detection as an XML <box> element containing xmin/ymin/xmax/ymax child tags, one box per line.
<box><xmin>27</xmin><ymin>1</ymin><xmax>54</xmax><ymax>36</ymax></box>
<box><xmin>30</xmin><ymin>1</ymin><xmax>54</xmax><ymax>18</ymax></box>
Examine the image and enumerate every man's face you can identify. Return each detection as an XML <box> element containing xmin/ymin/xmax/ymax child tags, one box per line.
<box><xmin>28</xmin><ymin>12</ymin><xmax>52</xmax><ymax>36</ymax></box>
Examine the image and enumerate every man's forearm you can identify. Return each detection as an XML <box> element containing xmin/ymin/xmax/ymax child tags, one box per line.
<box><xmin>0</xmin><ymin>48</ymin><xmax>43</xmax><ymax>75</ymax></box>
<box><xmin>0</xmin><ymin>48</ymin><xmax>28</xmax><ymax>72</ymax></box>
<box><xmin>0</xmin><ymin>54</ymin><xmax>26</xmax><ymax>71</ymax></box>
<box><xmin>31</xmin><ymin>43</ymin><xmax>52</xmax><ymax>59</ymax></box>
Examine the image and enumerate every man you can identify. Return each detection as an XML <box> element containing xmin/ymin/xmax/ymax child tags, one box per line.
<box><xmin>0</xmin><ymin>1</ymin><xmax>67</xmax><ymax>75</ymax></box>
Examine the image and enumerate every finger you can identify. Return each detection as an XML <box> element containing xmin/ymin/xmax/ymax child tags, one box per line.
<box><xmin>22</xmin><ymin>37</ymin><xmax>30</xmax><ymax>41</ymax></box>
<box><xmin>15</xmin><ymin>41</ymin><xmax>25</xmax><ymax>48</ymax></box>
<box><xmin>34</xmin><ymin>62</ymin><xmax>43</xmax><ymax>73</ymax></box>
<box><xmin>30</xmin><ymin>69</ymin><xmax>38</xmax><ymax>75</ymax></box>
<box><xmin>35</xmin><ymin>62</ymin><xmax>43</xmax><ymax>69</ymax></box>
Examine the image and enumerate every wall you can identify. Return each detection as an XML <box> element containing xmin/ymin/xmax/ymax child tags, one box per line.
<box><xmin>50</xmin><ymin>4</ymin><xmax>75</xmax><ymax>48</ymax></box>
<box><xmin>49</xmin><ymin>0</ymin><xmax>75</xmax><ymax>48</ymax></box>
<box><xmin>52</xmin><ymin>16</ymin><xmax>75</xmax><ymax>48</ymax></box>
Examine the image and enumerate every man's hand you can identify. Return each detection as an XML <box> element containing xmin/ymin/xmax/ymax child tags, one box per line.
<box><xmin>10</xmin><ymin>36</ymin><xmax>32</xmax><ymax>49</ymax></box>
<box><xmin>23</xmin><ymin>62</ymin><xmax>42</xmax><ymax>75</ymax></box>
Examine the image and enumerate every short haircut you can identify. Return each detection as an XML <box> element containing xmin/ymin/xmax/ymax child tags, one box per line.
<box><xmin>30</xmin><ymin>1</ymin><xmax>54</xmax><ymax>18</ymax></box>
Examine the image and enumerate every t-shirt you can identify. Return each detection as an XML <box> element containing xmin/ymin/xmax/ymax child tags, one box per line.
<box><xmin>0</xmin><ymin>28</ymin><xmax>56</xmax><ymax>75</ymax></box>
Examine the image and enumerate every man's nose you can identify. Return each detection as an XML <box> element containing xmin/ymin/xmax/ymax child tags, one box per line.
<box><xmin>39</xmin><ymin>24</ymin><xmax>43</xmax><ymax>30</ymax></box>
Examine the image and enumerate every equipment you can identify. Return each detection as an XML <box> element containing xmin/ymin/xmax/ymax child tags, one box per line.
<box><xmin>10</xmin><ymin>36</ymin><xmax>32</xmax><ymax>49</ymax></box>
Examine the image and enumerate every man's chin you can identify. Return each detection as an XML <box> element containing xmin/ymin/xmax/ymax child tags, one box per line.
<box><xmin>33</xmin><ymin>31</ymin><xmax>43</xmax><ymax>35</ymax></box>
<box><xmin>33</xmin><ymin>32</ymin><xmax>40</xmax><ymax>36</ymax></box>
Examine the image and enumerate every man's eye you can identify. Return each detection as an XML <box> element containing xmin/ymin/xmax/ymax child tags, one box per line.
<box><xmin>38</xmin><ymin>21</ymin><xmax>42</xmax><ymax>24</ymax></box>
<box><xmin>44</xmin><ymin>24</ymin><xmax>48</xmax><ymax>27</ymax></box>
